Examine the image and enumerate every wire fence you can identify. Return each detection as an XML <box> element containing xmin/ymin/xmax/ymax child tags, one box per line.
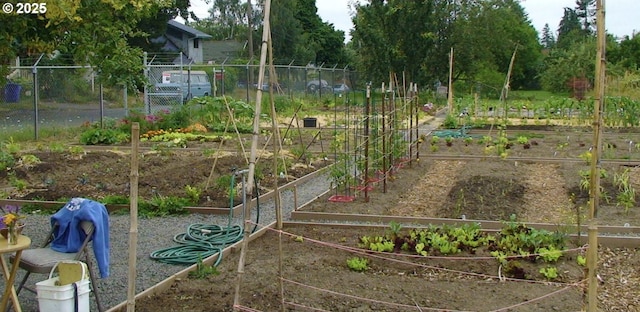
<box><xmin>143</xmin><ymin>52</ymin><xmax>362</xmax><ymax>111</ymax></box>
<box><xmin>1</xmin><ymin>53</ymin><xmax>362</xmax><ymax>140</ymax></box>
<box><xmin>1</xmin><ymin>55</ymin><xmax>135</xmax><ymax>140</ymax></box>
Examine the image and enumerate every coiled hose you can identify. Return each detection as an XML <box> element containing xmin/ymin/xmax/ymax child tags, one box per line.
<box><xmin>149</xmin><ymin>171</ymin><xmax>260</xmax><ymax>266</ymax></box>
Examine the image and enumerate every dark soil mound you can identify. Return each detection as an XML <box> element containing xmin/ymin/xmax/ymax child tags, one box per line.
<box><xmin>440</xmin><ymin>175</ymin><xmax>526</xmax><ymax>220</ymax></box>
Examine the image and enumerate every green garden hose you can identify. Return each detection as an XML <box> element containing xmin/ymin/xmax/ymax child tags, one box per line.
<box><xmin>149</xmin><ymin>170</ymin><xmax>260</xmax><ymax>266</ymax></box>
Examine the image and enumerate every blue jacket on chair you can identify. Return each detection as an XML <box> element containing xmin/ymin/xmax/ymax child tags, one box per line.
<box><xmin>51</xmin><ymin>197</ymin><xmax>110</xmax><ymax>278</ymax></box>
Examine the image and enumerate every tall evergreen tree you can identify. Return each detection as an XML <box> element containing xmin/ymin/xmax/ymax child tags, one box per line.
<box><xmin>574</xmin><ymin>0</ymin><xmax>596</xmax><ymax>35</ymax></box>
<box><xmin>270</xmin><ymin>0</ymin><xmax>309</xmax><ymax>64</ymax></box>
<box><xmin>556</xmin><ymin>7</ymin><xmax>582</xmax><ymax>49</ymax></box>
<box><xmin>541</xmin><ymin>23</ymin><xmax>556</xmax><ymax>49</ymax></box>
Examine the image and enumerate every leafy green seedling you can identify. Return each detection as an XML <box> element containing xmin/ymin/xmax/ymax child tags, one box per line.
<box><xmin>577</xmin><ymin>255</ymin><xmax>587</xmax><ymax>266</ymax></box>
<box><xmin>346</xmin><ymin>257</ymin><xmax>368</xmax><ymax>272</ymax></box>
<box><xmin>539</xmin><ymin>267</ymin><xmax>558</xmax><ymax>280</ymax></box>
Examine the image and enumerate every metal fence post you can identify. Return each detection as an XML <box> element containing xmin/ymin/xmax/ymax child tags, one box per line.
<box><xmin>143</xmin><ymin>52</ymin><xmax>150</xmax><ymax>114</ymax></box>
<box><xmin>32</xmin><ymin>65</ymin><xmax>38</xmax><ymax>140</ymax></box>
<box><xmin>318</xmin><ymin>63</ymin><xmax>324</xmax><ymax>98</ymax></box>
<box><xmin>123</xmin><ymin>84</ymin><xmax>128</xmax><ymax>115</ymax></box>
<box><xmin>32</xmin><ymin>54</ymin><xmax>44</xmax><ymax>140</ymax></box>
<box><xmin>99</xmin><ymin>83</ymin><xmax>104</xmax><ymax>129</ymax></box>
<box><xmin>245</xmin><ymin>60</ymin><xmax>250</xmax><ymax>104</ymax></box>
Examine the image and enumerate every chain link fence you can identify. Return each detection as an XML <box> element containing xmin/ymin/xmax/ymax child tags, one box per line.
<box><xmin>2</xmin><ymin>53</ymin><xmax>361</xmax><ymax>140</ymax></box>
<box><xmin>1</xmin><ymin>55</ymin><xmax>136</xmax><ymax>140</ymax></box>
<box><xmin>212</xmin><ymin>61</ymin><xmax>361</xmax><ymax>104</ymax></box>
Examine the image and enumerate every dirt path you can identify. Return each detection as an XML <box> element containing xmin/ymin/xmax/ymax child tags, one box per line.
<box><xmin>522</xmin><ymin>163</ymin><xmax>575</xmax><ymax>224</ymax></box>
<box><xmin>389</xmin><ymin>160</ymin><xmax>465</xmax><ymax>217</ymax></box>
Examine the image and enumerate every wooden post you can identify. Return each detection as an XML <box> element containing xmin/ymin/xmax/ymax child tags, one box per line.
<box><xmin>587</xmin><ymin>1</ymin><xmax>606</xmax><ymax>311</ymax></box>
<box><xmin>408</xmin><ymin>82</ymin><xmax>413</xmax><ymax>168</ymax></box>
<box><xmin>364</xmin><ymin>85</ymin><xmax>371</xmax><ymax>202</ymax></box>
<box><xmin>126</xmin><ymin>123</ymin><xmax>140</xmax><ymax>312</ymax></box>
<box><xmin>293</xmin><ymin>185</ymin><xmax>298</xmax><ymax>210</ymax></box>
<box><xmin>501</xmin><ymin>46</ymin><xmax>518</xmax><ymax>121</ymax></box>
<box><xmin>447</xmin><ymin>47</ymin><xmax>454</xmax><ymax>114</ymax></box>
<box><xmin>381</xmin><ymin>82</ymin><xmax>387</xmax><ymax>193</ymax></box>
<box><xmin>234</xmin><ymin>0</ymin><xmax>271</xmax><ymax>309</ymax></box>
<box><xmin>267</xmin><ymin>27</ymin><xmax>282</xmax><ymax>231</ymax></box>
<box><xmin>414</xmin><ymin>84</ymin><xmax>419</xmax><ymax>161</ymax></box>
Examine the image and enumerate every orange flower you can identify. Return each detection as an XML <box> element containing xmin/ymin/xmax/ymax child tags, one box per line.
<box><xmin>3</xmin><ymin>213</ymin><xmax>17</xmax><ymax>226</ymax></box>
<box><xmin>1</xmin><ymin>205</ymin><xmax>25</xmax><ymax>229</ymax></box>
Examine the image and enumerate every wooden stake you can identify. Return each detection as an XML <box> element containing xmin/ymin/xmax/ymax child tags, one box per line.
<box><xmin>126</xmin><ymin>123</ymin><xmax>140</xmax><ymax>312</ymax></box>
<box><xmin>447</xmin><ymin>47</ymin><xmax>454</xmax><ymax>113</ymax></box>
<box><xmin>501</xmin><ymin>46</ymin><xmax>518</xmax><ymax>121</ymax></box>
<box><xmin>381</xmin><ymin>82</ymin><xmax>387</xmax><ymax>193</ymax></box>
<box><xmin>414</xmin><ymin>83</ymin><xmax>419</xmax><ymax>161</ymax></box>
<box><xmin>233</xmin><ymin>0</ymin><xmax>272</xmax><ymax>309</ymax></box>
<box><xmin>588</xmin><ymin>1</ymin><xmax>606</xmax><ymax>311</ymax></box>
<box><xmin>364</xmin><ymin>84</ymin><xmax>371</xmax><ymax>202</ymax></box>
<box><xmin>267</xmin><ymin>24</ymin><xmax>286</xmax><ymax>312</ymax></box>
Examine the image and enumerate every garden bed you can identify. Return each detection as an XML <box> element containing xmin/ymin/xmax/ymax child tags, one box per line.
<box><xmin>4</xmin><ymin>123</ymin><xmax>640</xmax><ymax>311</ymax></box>
<box><xmin>132</xmin><ymin>224</ymin><xmax>640</xmax><ymax>312</ymax></box>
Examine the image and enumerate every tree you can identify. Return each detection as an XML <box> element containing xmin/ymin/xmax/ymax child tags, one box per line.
<box><xmin>556</xmin><ymin>7</ymin><xmax>583</xmax><ymax>49</ymax></box>
<box><xmin>190</xmin><ymin>0</ymin><xmax>253</xmax><ymax>41</ymax></box>
<box><xmin>0</xmin><ymin>0</ymin><xmax>181</xmax><ymax>88</ymax></box>
<box><xmin>541</xmin><ymin>23</ymin><xmax>556</xmax><ymax>49</ymax></box>
<box><xmin>295</xmin><ymin>0</ymin><xmax>347</xmax><ymax>66</ymax></box>
<box><xmin>350</xmin><ymin>0</ymin><xmax>541</xmax><ymax>92</ymax></box>
<box><xmin>615</xmin><ymin>34</ymin><xmax>640</xmax><ymax>69</ymax></box>
<box><xmin>539</xmin><ymin>37</ymin><xmax>596</xmax><ymax>93</ymax></box>
<box><xmin>269</xmin><ymin>0</ymin><xmax>309</xmax><ymax>64</ymax></box>
<box><xmin>574</xmin><ymin>0</ymin><xmax>596</xmax><ymax>35</ymax></box>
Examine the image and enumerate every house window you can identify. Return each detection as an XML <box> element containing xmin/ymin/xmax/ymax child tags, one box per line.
<box><xmin>193</xmin><ymin>39</ymin><xmax>199</xmax><ymax>49</ymax></box>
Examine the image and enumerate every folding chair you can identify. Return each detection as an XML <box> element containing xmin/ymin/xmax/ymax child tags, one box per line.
<box><xmin>10</xmin><ymin>220</ymin><xmax>104</xmax><ymax>312</ymax></box>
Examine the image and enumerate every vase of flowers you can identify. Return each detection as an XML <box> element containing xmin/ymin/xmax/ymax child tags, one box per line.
<box><xmin>1</xmin><ymin>205</ymin><xmax>25</xmax><ymax>245</ymax></box>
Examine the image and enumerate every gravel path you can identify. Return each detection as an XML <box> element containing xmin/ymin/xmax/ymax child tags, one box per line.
<box><xmin>9</xmin><ymin>171</ymin><xmax>332</xmax><ymax>312</ymax></box>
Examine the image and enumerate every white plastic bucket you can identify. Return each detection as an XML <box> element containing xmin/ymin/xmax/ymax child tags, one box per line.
<box><xmin>36</xmin><ymin>261</ymin><xmax>91</xmax><ymax>312</ymax></box>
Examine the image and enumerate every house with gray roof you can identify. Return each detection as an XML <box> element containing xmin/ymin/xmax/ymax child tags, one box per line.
<box><xmin>157</xmin><ymin>20</ymin><xmax>213</xmax><ymax>64</ymax></box>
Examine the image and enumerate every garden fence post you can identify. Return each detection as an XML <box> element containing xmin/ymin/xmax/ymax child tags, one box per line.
<box><xmin>32</xmin><ymin>54</ymin><xmax>44</xmax><ymax>140</ymax></box>
<box><xmin>123</xmin><ymin>84</ymin><xmax>128</xmax><ymax>115</ymax></box>
<box><xmin>143</xmin><ymin>52</ymin><xmax>150</xmax><ymax>114</ymax></box>
<box><xmin>100</xmin><ymin>83</ymin><xmax>104</xmax><ymax>129</ymax></box>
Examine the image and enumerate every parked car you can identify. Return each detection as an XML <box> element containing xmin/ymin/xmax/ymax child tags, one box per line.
<box><xmin>306</xmin><ymin>79</ymin><xmax>332</xmax><ymax>93</ymax></box>
<box><xmin>154</xmin><ymin>70</ymin><xmax>212</xmax><ymax>101</ymax></box>
<box><xmin>333</xmin><ymin>83</ymin><xmax>350</xmax><ymax>93</ymax></box>
<box><xmin>253</xmin><ymin>82</ymin><xmax>281</xmax><ymax>91</ymax></box>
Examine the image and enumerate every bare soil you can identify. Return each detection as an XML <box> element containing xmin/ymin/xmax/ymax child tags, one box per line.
<box><xmin>4</xmin><ymin>124</ymin><xmax>640</xmax><ymax>311</ymax></box>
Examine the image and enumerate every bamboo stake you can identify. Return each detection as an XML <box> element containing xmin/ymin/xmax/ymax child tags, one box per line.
<box><xmin>389</xmin><ymin>73</ymin><xmax>395</xmax><ymax>175</ymax></box>
<box><xmin>126</xmin><ymin>123</ymin><xmax>140</xmax><ymax>312</ymax></box>
<box><xmin>409</xmin><ymin>82</ymin><xmax>414</xmax><ymax>168</ymax></box>
<box><xmin>381</xmin><ymin>82</ymin><xmax>387</xmax><ymax>193</ymax></box>
<box><xmin>587</xmin><ymin>1</ymin><xmax>606</xmax><ymax>311</ymax></box>
<box><xmin>267</xmin><ymin>29</ymin><xmax>282</xmax><ymax>230</ymax></box>
<box><xmin>414</xmin><ymin>83</ymin><xmax>419</xmax><ymax>161</ymax></box>
<box><xmin>447</xmin><ymin>47</ymin><xmax>454</xmax><ymax>113</ymax></box>
<box><xmin>501</xmin><ymin>45</ymin><xmax>518</xmax><ymax>121</ymax></box>
<box><xmin>266</xmin><ymin>29</ymin><xmax>286</xmax><ymax>312</ymax></box>
<box><xmin>364</xmin><ymin>85</ymin><xmax>371</xmax><ymax>202</ymax></box>
<box><xmin>205</xmin><ymin>117</ymin><xmax>232</xmax><ymax>190</ymax></box>
<box><xmin>233</xmin><ymin>0</ymin><xmax>271</xmax><ymax>309</ymax></box>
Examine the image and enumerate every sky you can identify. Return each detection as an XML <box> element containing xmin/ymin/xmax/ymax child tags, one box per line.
<box><xmin>188</xmin><ymin>0</ymin><xmax>640</xmax><ymax>42</ymax></box>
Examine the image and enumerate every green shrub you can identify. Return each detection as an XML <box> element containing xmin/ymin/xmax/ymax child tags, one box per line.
<box><xmin>80</xmin><ymin>128</ymin><xmax>129</xmax><ymax>145</ymax></box>
<box><xmin>138</xmin><ymin>195</ymin><xmax>191</xmax><ymax>217</ymax></box>
<box><xmin>442</xmin><ymin>114</ymin><xmax>458</xmax><ymax>129</ymax></box>
<box><xmin>0</xmin><ymin>150</ymin><xmax>15</xmax><ymax>169</ymax></box>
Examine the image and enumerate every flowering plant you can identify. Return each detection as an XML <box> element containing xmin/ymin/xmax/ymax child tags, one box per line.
<box><xmin>0</xmin><ymin>205</ymin><xmax>25</xmax><ymax>230</ymax></box>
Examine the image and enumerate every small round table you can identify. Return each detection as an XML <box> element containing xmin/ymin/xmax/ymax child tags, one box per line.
<box><xmin>0</xmin><ymin>235</ymin><xmax>31</xmax><ymax>312</ymax></box>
